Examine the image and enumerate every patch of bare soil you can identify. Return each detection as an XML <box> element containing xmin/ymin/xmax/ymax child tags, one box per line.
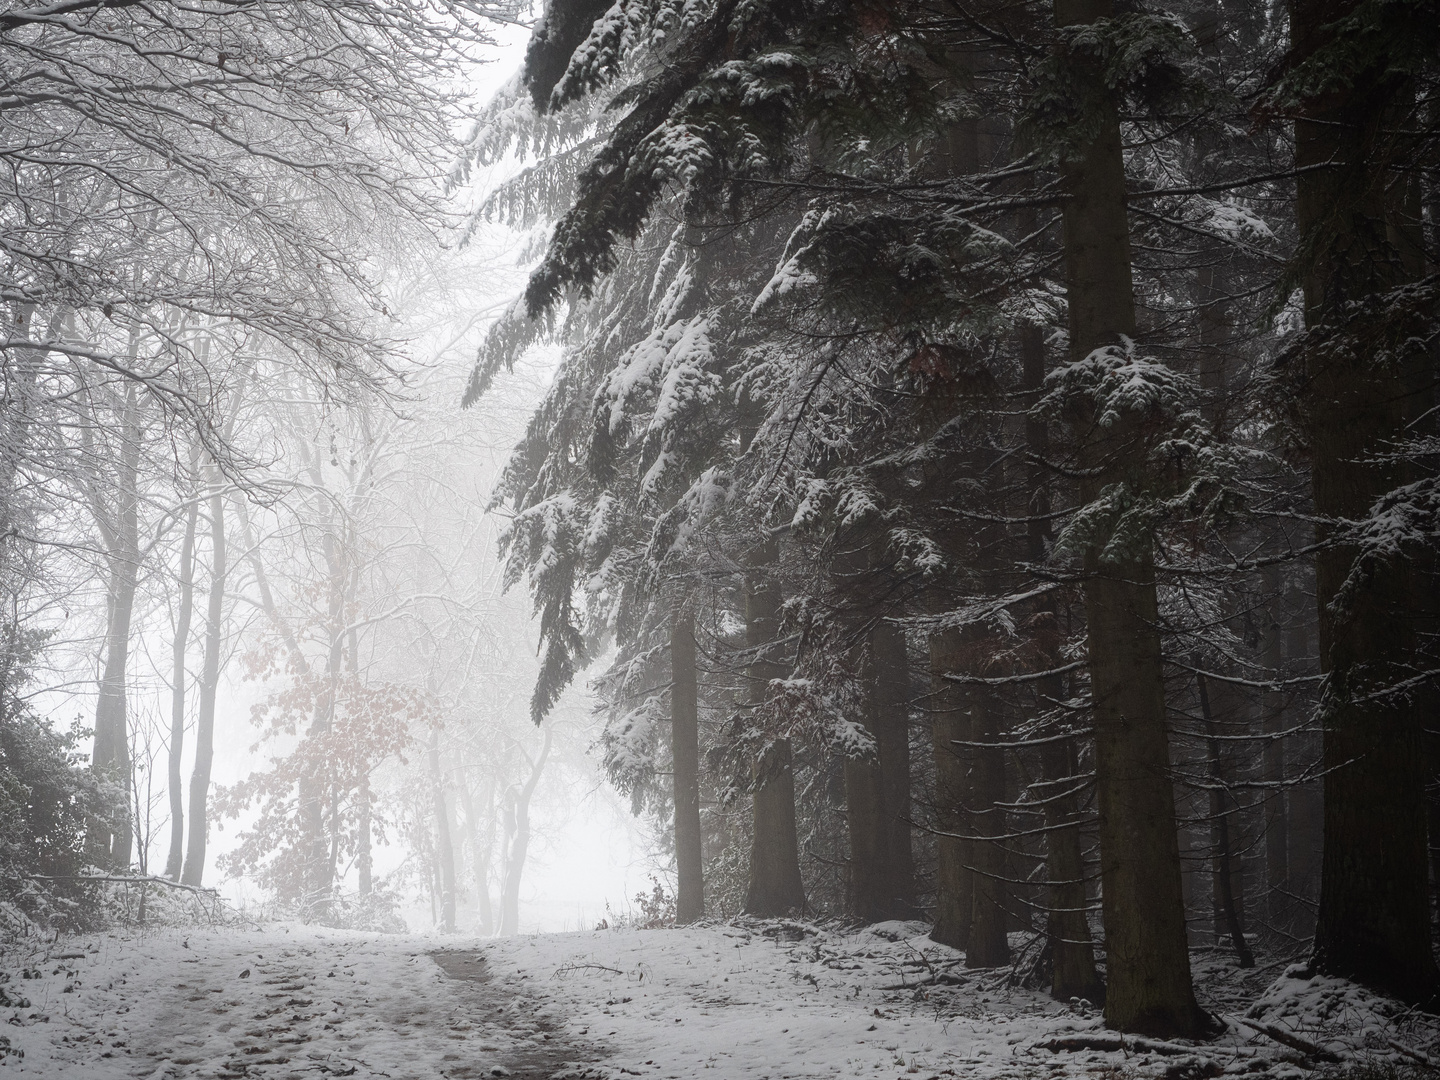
<box><xmin>431</xmin><ymin>950</ymin><xmax>609</xmax><ymax>1080</ymax></box>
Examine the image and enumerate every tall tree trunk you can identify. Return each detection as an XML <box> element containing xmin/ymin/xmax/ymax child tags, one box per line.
<box><xmin>742</xmin><ymin>537</ymin><xmax>805</xmax><ymax>916</ymax></box>
<box><xmin>164</xmin><ymin>497</ymin><xmax>199</xmax><ymax>880</ymax></box>
<box><xmin>1261</xmin><ymin>562</ymin><xmax>1289</xmax><ymax>935</ymax></box>
<box><xmin>1283</xmin><ymin>587</ymin><xmax>1322</xmax><ymax>936</ymax></box>
<box><xmin>1197</xmin><ymin>673</ymin><xmax>1255</xmax><ymax>967</ymax></box>
<box><xmin>874</xmin><ymin>619</ymin><xmax>915</xmax><ymax>914</ymax></box>
<box><xmin>672</xmin><ymin>608</ymin><xmax>704</xmax><ymax>923</ymax></box>
<box><xmin>967</xmin><ymin>681</ymin><xmax>1010</xmax><ymax>968</ymax></box>
<box><xmin>91</xmin><ymin>386</ymin><xmax>142</xmax><ymax>867</ymax></box>
<box><xmin>845</xmin><ymin>612</ymin><xmax>914</xmax><ymax>922</ymax></box>
<box><xmin>929</xmin><ymin>629</ymin><xmax>973</xmax><ymax>950</ymax></box>
<box><xmin>429</xmin><ymin>727</ymin><xmax>457</xmax><ymax>933</ymax></box>
<box><xmin>1022</xmin><ymin>317</ymin><xmax>1105</xmax><ymax>1000</ymax></box>
<box><xmin>181</xmin><ymin>485</ymin><xmax>225</xmax><ymax>886</ymax></box>
<box><xmin>845</xmin><ymin>615</ymin><xmax>915</xmax><ymax>922</ymax></box>
<box><xmin>500</xmin><ymin>726</ymin><xmax>552</xmax><ymax>935</ymax></box>
<box><xmin>1053</xmin><ymin>0</ymin><xmax>1202</xmax><ymax>1036</ymax></box>
<box><xmin>1289</xmin><ymin>0</ymin><xmax>1439</xmax><ymax>1001</ymax></box>
<box><xmin>844</xmin><ymin>632</ymin><xmax>886</xmax><ymax>921</ymax></box>
<box><xmin>921</xmin><ymin>88</ymin><xmax>986</xmax><ymax>951</ymax></box>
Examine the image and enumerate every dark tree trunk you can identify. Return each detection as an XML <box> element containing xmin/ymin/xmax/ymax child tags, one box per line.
<box><xmin>846</xmin><ymin>616</ymin><xmax>914</xmax><ymax>923</ymax></box>
<box><xmin>743</xmin><ymin>537</ymin><xmax>805</xmax><ymax>916</ymax></box>
<box><xmin>1261</xmin><ymin>563</ymin><xmax>1290</xmax><ymax>934</ymax></box>
<box><xmin>929</xmin><ymin>629</ymin><xmax>973</xmax><ymax>950</ymax></box>
<box><xmin>1197</xmin><ymin>673</ymin><xmax>1255</xmax><ymax>968</ymax></box>
<box><xmin>1205</xmin><ymin>677</ymin><xmax>1251</xmax><ymax>949</ymax></box>
<box><xmin>1053</xmin><ymin>0</ymin><xmax>1202</xmax><ymax>1037</ymax></box>
<box><xmin>164</xmin><ymin>497</ymin><xmax>198</xmax><ymax>881</ymax></box>
<box><xmin>1041</xmin><ymin>735</ymin><xmax>1106</xmax><ymax>1002</ymax></box>
<box><xmin>181</xmin><ymin>487</ymin><xmax>225</xmax><ymax>887</ymax></box>
<box><xmin>672</xmin><ymin>608</ymin><xmax>704</xmax><ymax>923</ymax></box>
<box><xmin>1284</xmin><ymin>597</ymin><xmax>1322</xmax><ymax>937</ymax></box>
<box><xmin>966</xmin><ymin>684</ymin><xmax>1010</xmax><ymax>968</ymax></box>
<box><xmin>874</xmin><ymin>617</ymin><xmax>915</xmax><ymax>911</ymax></box>
<box><xmin>1022</xmin><ymin>315</ymin><xmax>1104</xmax><ymax>1001</ymax></box>
<box><xmin>1289</xmin><ymin>0</ymin><xmax>1439</xmax><ymax>1001</ymax></box>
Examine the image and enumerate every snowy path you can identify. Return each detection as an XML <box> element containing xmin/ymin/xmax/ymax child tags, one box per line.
<box><xmin>1</xmin><ymin>925</ymin><xmax>595</xmax><ymax>1080</ymax></box>
<box><xmin>1</xmin><ymin>919</ymin><xmax>1420</xmax><ymax>1079</ymax></box>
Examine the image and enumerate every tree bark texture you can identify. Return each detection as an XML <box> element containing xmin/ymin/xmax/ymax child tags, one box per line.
<box><xmin>182</xmin><ymin>486</ymin><xmax>225</xmax><ymax>887</ymax></box>
<box><xmin>929</xmin><ymin>629</ymin><xmax>973</xmax><ymax>950</ymax></box>
<box><xmin>1289</xmin><ymin>0</ymin><xmax>1439</xmax><ymax>1001</ymax></box>
<box><xmin>91</xmin><ymin>386</ymin><xmax>142</xmax><ymax>867</ymax></box>
<box><xmin>743</xmin><ymin>537</ymin><xmax>805</xmax><ymax>916</ymax></box>
<box><xmin>1197</xmin><ymin>673</ymin><xmax>1255</xmax><ymax>967</ymax></box>
<box><xmin>165</xmin><ymin>498</ymin><xmax>198</xmax><ymax>881</ymax></box>
<box><xmin>1260</xmin><ymin>563</ymin><xmax>1289</xmax><ymax>934</ymax></box>
<box><xmin>1022</xmin><ymin>318</ymin><xmax>1105</xmax><ymax>1000</ymax></box>
<box><xmin>846</xmin><ymin>617</ymin><xmax>915</xmax><ymax>923</ymax></box>
<box><xmin>672</xmin><ymin>609</ymin><xmax>704</xmax><ymax>923</ymax></box>
<box><xmin>966</xmin><ymin>680</ymin><xmax>1010</xmax><ymax>969</ymax></box>
<box><xmin>1054</xmin><ymin>0</ymin><xmax>1202</xmax><ymax>1036</ymax></box>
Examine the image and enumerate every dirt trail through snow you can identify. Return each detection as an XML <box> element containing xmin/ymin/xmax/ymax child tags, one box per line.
<box><xmin>2</xmin><ymin>927</ymin><xmax>599</xmax><ymax>1080</ymax></box>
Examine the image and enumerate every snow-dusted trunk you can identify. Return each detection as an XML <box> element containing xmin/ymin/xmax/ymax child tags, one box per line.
<box><xmin>164</xmin><ymin>498</ymin><xmax>199</xmax><ymax>880</ymax></box>
<box><xmin>1290</xmin><ymin>0</ymin><xmax>1437</xmax><ymax>1001</ymax></box>
<box><xmin>928</xmin><ymin>628</ymin><xmax>972</xmax><ymax>951</ymax></box>
<box><xmin>91</xmin><ymin>384</ymin><xmax>142</xmax><ymax>868</ymax></box>
<box><xmin>922</xmin><ymin>100</ymin><xmax>986</xmax><ymax>950</ymax></box>
<box><xmin>181</xmin><ymin>485</ymin><xmax>225</xmax><ymax>887</ymax></box>
<box><xmin>1022</xmin><ymin>319</ymin><xmax>1103</xmax><ymax>1001</ymax></box>
<box><xmin>742</xmin><ymin>538</ymin><xmax>805</xmax><ymax>916</ymax></box>
<box><xmin>500</xmin><ymin>726</ymin><xmax>551</xmax><ymax>936</ymax></box>
<box><xmin>429</xmin><ymin>727</ymin><xmax>457</xmax><ymax>933</ymax></box>
<box><xmin>1054</xmin><ymin>0</ymin><xmax>1200</xmax><ymax>1036</ymax></box>
<box><xmin>671</xmin><ymin>609</ymin><xmax>704</xmax><ymax>923</ymax></box>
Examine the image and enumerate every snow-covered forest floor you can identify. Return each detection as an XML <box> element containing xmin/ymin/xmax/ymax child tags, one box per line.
<box><xmin>1</xmin><ymin>921</ymin><xmax>1435</xmax><ymax>1080</ymax></box>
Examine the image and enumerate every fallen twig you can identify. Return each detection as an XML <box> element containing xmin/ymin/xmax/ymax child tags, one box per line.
<box><xmin>1034</xmin><ymin>1034</ymin><xmax>1202</xmax><ymax>1057</ymax></box>
<box><xmin>553</xmin><ymin>962</ymin><xmax>624</xmax><ymax>978</ymax></box>
<box><xmin>1388</xmin><ymin>1038</ymin><xmax>1440</xmax><ymax>1070</ymax></box>
<box><xmin>1226</xmin><ymin>1017</ymin><xmax>1341</xmax><ymax>1063</ymax></box>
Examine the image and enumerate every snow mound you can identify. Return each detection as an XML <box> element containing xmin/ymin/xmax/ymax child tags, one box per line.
<box><xmin>1242</xmin><ymin>964</ymin><xmax>1440</xmax><ymax>1070</ymax></box>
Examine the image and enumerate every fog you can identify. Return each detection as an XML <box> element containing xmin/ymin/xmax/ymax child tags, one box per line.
<box><xmin>9</xmin><ymin>16</ymin><xmax>653</xmax><ymax>936</ymax></box>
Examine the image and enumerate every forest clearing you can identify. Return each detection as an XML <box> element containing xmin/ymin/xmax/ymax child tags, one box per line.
<box><xmin>3</xmin><ymin>919</ymin><xmax>1435</xmax><ymax>1080</ymax></box>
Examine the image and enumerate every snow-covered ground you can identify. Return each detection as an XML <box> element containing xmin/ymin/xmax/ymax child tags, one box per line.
<box><xmin>1</xmin><ymin>920</ymin><xmax>1435</xmax><ymax>1079</ymax></box>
